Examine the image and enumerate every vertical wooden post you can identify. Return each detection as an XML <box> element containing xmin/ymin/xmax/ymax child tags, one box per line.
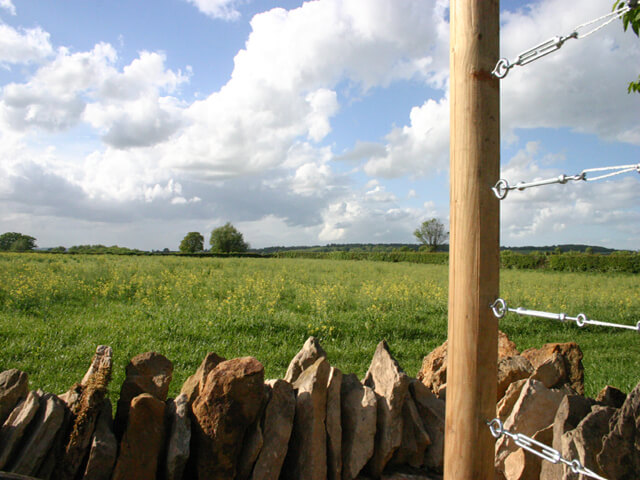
<box><xmin>444</xmin><ymin>1</ymin><xmax>500</xmax><ymax>479</ymax></box>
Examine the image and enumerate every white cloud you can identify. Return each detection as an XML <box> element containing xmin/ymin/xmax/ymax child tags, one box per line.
<box><xmin>1</xmin><ymin>45</ymin><xmax>189</xmax><ymax>148</ymax></box>
<box><xmin>0</xmin><ymin>0</ymin><xmax>15</xmax><ymax>15</ymax></box>
<box><xmin>500</xmin><ymin>0</ymin><xmax>640</xmax><ymax>144</ymax></box>
<box><xmin>184</xmin><ymin>0</ymin><xmax>244</xmax><ymax>21</ymax></box>
<box><xmin>161</xmin><ymin>0</ymin><xmax>448</xmax><ymax>179</ymax></box>
<box><xmin>499</xmin><ymin>144</ymin><xmax>640</xmax><ymax>249</ymax></box>
<box><xmin>363</xmin><ymin>96</ymin><xmax>450</xmax><ymax>178</ymax></box>
<box><xmin>318</xmin><ymin>183</ymin><xmax>438</xmax><ymax>243</ymax></box>
<box><xmin>0</xmin><ymin>24</ymin><xmax>52</xmax><ymax>64</ymax></box>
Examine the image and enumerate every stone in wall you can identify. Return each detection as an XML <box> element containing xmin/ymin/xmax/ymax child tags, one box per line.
<box><xmin>418</xmin><ymin>331</ymin><xmax>520</xmax><ymax>396</ymax></box>
<box><xmin>10</xmin><ymin>392</ymin><xmax>66</xmax><ymax>477</ymax></box>
<box><xmin>80</xmin><ymin>345</ymin><xmax>113</xmax><ymax>386</ymax></box>
<box><xmin>521</xmin><ymin>342</ymin><xmax>584</xmax><ymax>395</ymax></box>
<box><xmin>282</xmin><ymin>356</ymin><xmax>331</xmax><ymax>480</ymax></box>
<box><xmin>57</xmin><ymin>345</ymin><xmax>112</xmax><ymax>480</ymax></box>
<box><xmin>0</xmin><ymin>389</ymin><xmax>42</xmax><ymax>470</ymax></box>
<box><xmin>495</xmin><ymin>378</ymin><xmax>566</xmax><ymax>474</ymax></box>
<box><xmin>409</xmin><ymin>379</ymin><xmax>445</xmax><ymax>473</ymax></box>
<box><xmin>561</xmin><ymin>405</ymin><xmax>614</xmax><ymax>480</ymax></box>
<box><xmin>340</xmin><ymin>373</ymin><xmax>377</xmax><ymax>480</ymax></box>
<box><xmin>82</xmin><ymin>399</ymin><xmax>117</xmax><ymax>480</ymax></box>
<box><xmin>161</xmin><ymin>393</ymin><xmax>191</xmax><ymax>480</ymax></box>
<box><xmin>364</xmin><ymin>340</ymin><xmax>410</xmax><ymax>478</ymax></box>
<box><xmin>530</xmin><ymin>352</ymin><xmax>567</xmax><ymax>390</ymax></box>
<box><xmin>114</xmin><ymin>351</ymin><xmax>173</xmax><ymax>440</ymax></box>
<box><xmin>597</xmin><ymin>380</ymin><xmax>640</xmax><ymax>479</ymax></box>
<box><xmin>326</xmin><ymin>366</ymin><xmax>343</xmax><ymax>480</ymax></box>
<box><xmin>497</xmin><ymin>356</ymin><xmax>533</xmax><ymax>401</ymax></box>
<box><xmin>497</xmin><ymin>379</ymin><xmax>527</xmax><ymax>422</ymax></box>
<box><xmin>112</xmin><ymin>393</ymin><xmax>166</xmax><ymax>480</ymax></box>
<box><xmin>0</xmin><ymin>369</ymin><xmax>28</xmax><ymax>426</ymax></box>
<box><xmin>539</xmin><ymin>394</ymin><xmax>594</xmax><ymax>480</ymax></box>
<box><xmin>595</xmin><ymin>385</ymin><xmax>626</xmax><ymax>409</ymax></box>
<box><xmin>390</xmin><ymin>394</ymin><xmax>430</xmax><ymax>468</ymax></box>
<box><xmin>192</xmin><ymin>356</ymin><xmax>266</xmax><ymax>480</ymax></box>
<box><xmin>503</xmin><ymin>425</ymin><xmax>552</xmax><ymax>480</ymax></box>
<box><xmin>251</xmin><ymin>379</ymin><xmax>295</xmax><ymax>480</ymax></box>
<box><xmin>284</xmin><ymin>336</ymin><xmax>327</xmax><ymax>384</ymax></box>
<box><xmin>180</xmin><ymin>351</ymin><xmax>225</xmax><ymax>405</ymax></box>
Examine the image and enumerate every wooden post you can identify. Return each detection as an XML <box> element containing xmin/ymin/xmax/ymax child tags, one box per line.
<box><xmin>444</xmin><ymin>1</ymin><xmax>500</xmax><ymax>479</ymax></box>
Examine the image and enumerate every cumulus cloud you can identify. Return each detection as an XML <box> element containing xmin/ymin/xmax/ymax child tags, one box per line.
<box><xmin>1</xmin><ymin>44</ymin><xmax>189</xmax><ymax>147</ymax></box>
<box><xmin>161</xmin><ymin>0</ymin><xmax>448</xmax><ymax>179</ymax></box>
<box><xmin>500</xmin><ymin>143</ymin><xmax>640</xmax><ymax>249</ymax></box>
<box><xmin>318</xmin><ymin>182</ymin><xmax>440</xmax><ymax>243</ymax></box>
<box><xmin>184</xmin><ymin>0</ymin><xmax>244</xmax><ymax>21</ymax></box>
<box><xmin>0</xmin><ymin>24</ymin><xmax>53</xmax><ymax>64</ymax></box>
<box><xmin>363</xmin><ymin>96</ymin><xmax>449</xmax><ymax>178</ymax></box>
<box><xmin>499</xmin><ymin>0</ymin><xmax>640</xmax><ymax>144</ymax></box>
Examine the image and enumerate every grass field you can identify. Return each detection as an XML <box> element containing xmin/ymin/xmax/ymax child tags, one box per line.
<box><xmin>0</xmin><ymin>253</ymin><xmax>638</xmax><ymax>401</ymax></box>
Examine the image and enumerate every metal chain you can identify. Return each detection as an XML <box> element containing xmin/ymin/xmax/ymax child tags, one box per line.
<box><xmin>490</xmin><ymin>298</ymin><xmax>640</xmax><ymax>333</ymax></box>
<box><xmin>492</xmin><ymin>163</ymin><xmax>640</xmax><ymax>199</ymax></box>
<box><xmin>487</xmin><ymin>418</ymin><xmax>608</xmax><ymax>480</ymax></box>
<box><xmin>492</xmin><ymin>2</ymin><xmax>633</xmax><ymax>78</ymax></box>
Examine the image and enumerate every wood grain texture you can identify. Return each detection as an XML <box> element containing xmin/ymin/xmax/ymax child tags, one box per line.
<box><xmin>444</xmin><ymin>1</ymin><xmax>500</xmax><ymax>479</ymax></box>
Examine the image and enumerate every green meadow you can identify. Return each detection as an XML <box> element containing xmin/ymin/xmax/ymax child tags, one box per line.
<box><xmin>0</xmin><ymin>253</ymin><xmax>638</xmax><ymax>401</ymax></box>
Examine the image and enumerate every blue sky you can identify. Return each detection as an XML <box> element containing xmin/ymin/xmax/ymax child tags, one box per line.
<box><xmin>0</xmin><ymin>0</ymin><xmax>638</xmax><ymax>250</ymax></box>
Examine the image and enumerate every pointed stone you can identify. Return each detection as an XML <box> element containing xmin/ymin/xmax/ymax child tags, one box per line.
<box><xmin>497</xmin><ymin>356</ymin><xmax>533</xmax><ymax>401</ymax></box>
<box><xmin>327</xmin><ymin>366</ymin><xmax>343</xmax><ymax>480</ymax></box>
<box><xmin>0</xmin><ymin>369</ymin><xmax>28</xmax><ymax>426</ymax></box>
<box><xmin>364</xmin><ymin>340</ymin><xmax>410</xmax><ymax>478</ymax></box>
<box><xmin>0</xmin><ymin>390</ymin><xmax>41</xmax><ymax>470</ymax></box>
<box><xmin>597</xmin><ymin>380</ymin><xmax>640</xmax><ymax>479</ymax></box>
<box><xmin>58</xmin><ymin>348</ymin><xmax>112</xmax><ymax>480</ymax></box>
<box><xmin>114</xmin><ymin>351</ymin><xmax>173</xmax><ymax>440</ymax></box>
<box><xmin>192</xmin><ymin>357</ymin><xmax>266</xmax><ymax>480</ymax></box>
<box><xmin>595</xmin><ymin>385</ymin><xmax>626</xmax><ymax>409</ymax></box>
<box><xmin>561</xmin><ymin>405</ymin><xmax>614</xmax><ymax>479</ymax></box>
<box><xmin>112</xmin><ymin>393</ymin><xmax>166</xmax><ymax>480</ymax></box>
<box><xmin>416</xmin><ymin>341</ymin><xmax>447</xmax><ymax>396</ymax></box>
<box><xmin>10</xmin><ymin>393</ymin><xmax>67</xmax><ymax>477</ymax></box>
<box><xmin>409</xmin><ymin>379</ymin><xmax>445</xmax><ymax>473</ymax></box>
<box><xmin>251</xmin><ymin>379</ymin><xmax>295</xmax><ymax>480</ymax></box>
<box><xmin>340</xmin><ymin>374</ymin><xmax>377</xmax><ymax>480</ymax></box>
<box><xmin>282</xmin><ymin>357</ymin><xmax>331</xmax><ymax>480</ymax></box>
<box><xmin>284</xmin><ymin>336</ymin><xmax>327</xmax><ymax>384</ymax></box>
<box><xmin>82</xmin><ymin>399</ymin><xmax>117</xmax><ymax>480</ymax></box>
<box><xmin>81</xmin><ymin>345</ymin><xmax>113</xmax><ymax>386</ymax></box>
<box><xmin>531</xmin><ymin>352</ymin><xmax>567</xmax><ymax>389</ymax></box>
<box><xmin>495</xmin><ymin>379</ymin><xmax>566</xmax><ymax>474</ymax></box>
<box><xmin>180</xmin><ymin>351</ymin><xmax>225</xmax><ymax>405</ymax></box>
<box><xmin>162</xmin><ymin>393</ymin><xmax>191</xmax><ymax>480</ymax></box>
<box><xmin>521</xmin><ymin>342</ymin><xmax>584</xmax><ymax>395</ymax></box>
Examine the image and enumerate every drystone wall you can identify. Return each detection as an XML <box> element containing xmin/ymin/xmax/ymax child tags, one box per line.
<box><xmin>0</xmin><ymin>333</ymin><xmax>638</xmax><ymax>480</ymax></box>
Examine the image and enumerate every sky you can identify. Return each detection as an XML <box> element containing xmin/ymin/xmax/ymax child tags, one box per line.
<box><xmin>0</xmin><ymin>0</ymin><xmax>638</xmax><ymax>251</ymax></box>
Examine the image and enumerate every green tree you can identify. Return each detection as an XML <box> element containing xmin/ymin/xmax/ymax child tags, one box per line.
<box><xmin>414</xmin><ymin>218</ymin><xmax>448</xmax><ymax>252</ymax></box>
<box><xmin>210</xmin><ymin>223</ymin><xmax>249</xmax><ymax>253</ymax></box>
<box><xmin>180</xmin><ymin>232</ymin><xmax>204</xmax><ymax>253</ymax></box>
<box><xmin>615</xmin><ymin>0</ymin><xmax>640</xmax><ymax>93</ymax></box>
<box><xmin>0</xmin><ymin>232</ymin><xmax>37</xmax><ymax>251</ymax></box>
